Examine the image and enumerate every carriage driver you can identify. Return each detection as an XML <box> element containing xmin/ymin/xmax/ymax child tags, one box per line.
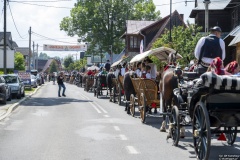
<box><xmin>194</xmin><ymin>26</ymin><xmax>226</xmax><ymax>75</ymax></box>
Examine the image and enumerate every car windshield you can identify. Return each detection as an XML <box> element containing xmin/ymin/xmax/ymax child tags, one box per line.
<box><xmin>3</xmin><ymin>76</ymin><xmax>18</xmax><ymax>83</ymax></box>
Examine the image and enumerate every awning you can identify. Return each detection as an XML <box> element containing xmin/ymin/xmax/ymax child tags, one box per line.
<box><xmin>130</xmin><ymin>47</ymin><xmax>182</xmax><ymax>63</ymax></box>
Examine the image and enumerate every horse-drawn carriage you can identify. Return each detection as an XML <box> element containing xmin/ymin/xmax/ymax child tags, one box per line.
<box><xmin>127</xmin><ymin>47</ymin><xmax>182</xmax><ymax>123</ymax></box>
<box><xmin>150</xmin><ymin>47</ymin><xmax>240</xmax><ymax>159</ymax></box>
<box><xmin>84</xmin><ymin>75</ymin><xmax>95</xmax><ymax>92</ymax></box>
<box><xmin>109</xmin><ymin>57</ymin><xmax>130</xmax><ymax>105</ymax></box>
<box><xmin>166</xmin><ymin>70</ymin><xmax>240</xmax><ymax>159</ymax></box>
<box><xmin>94</xmin><ymin>73</ymin><xmax>109</xmax><ymax>98</ymax></box>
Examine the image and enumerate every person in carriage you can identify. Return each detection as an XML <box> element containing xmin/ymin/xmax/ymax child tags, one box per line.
<box><xmin>224</xmin><ymin>60</ymin><xmax>239</xmax><ymax>75</ymax></box>
<box><xmin>145</xmin><ymin>65</ymin><xmax>152</xmax><ymax>79</ymax></box>
<box><xmin>207</xmin><ymin>57</ymin><xmax>239</xmax><ymax>76</ymax></box>
<box><xmin>144</xmin><ymin>57</ymin><xmax>157</xmax><ymax>80</ymax></box>
<box><xmin>194</xmin><ymin>26</ymin><xmax>226</xmax><ymax>75</ymax></box>
<box><xmin>87</xmin><ymin>69</ymin><xmax>93</xmax><ymax>75</ymax></box>
<box><xmin>135</xmin><ymin>62</ymin><xmax>142</xmax><ymax>78</ymax></box>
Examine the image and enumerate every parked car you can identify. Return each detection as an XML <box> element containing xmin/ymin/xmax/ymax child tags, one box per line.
<box><xmin>0</xmin><ymin>76</ymin><xmax>12</xmax><ymax>104</ymax></box>
<box><xmin>1</xmin><ymin>74</ymin><xmax>25</xmax><ymax>99</ymax></box>
<box><xmin>31</xmin><ymin>75</ymin><xmax>38</xmax><ymax>88</ymax></box>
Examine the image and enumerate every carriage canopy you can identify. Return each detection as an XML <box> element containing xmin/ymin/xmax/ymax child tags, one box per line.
<box><xmin>87</xmin><ymin>65</ymin><xmax>100</xmax><ymax>71</ymax></box>
<box><xmin>130</xmin><ymin>47</ymin><xmax>182</xmax><ymax>63</ymax></box>
<box><xmin>111</xmin><ymin>56</ymin><xmax>131</xmax><ymax>67</ymax></box>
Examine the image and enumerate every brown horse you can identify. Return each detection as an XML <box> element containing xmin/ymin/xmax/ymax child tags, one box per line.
<box><xmin>159</xmin><ymin>51</ymin><xmax>178</xmax><ymax>132</ymax></box>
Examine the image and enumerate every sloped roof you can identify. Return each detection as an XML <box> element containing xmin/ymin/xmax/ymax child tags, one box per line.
<box><xmin>0</xmin><ymin>32</ymin><xmax>16</xmax><ymax>50</ymax></box>
<box><xmin>15</xmin><ymin>47</ymin><xmax>32</xmax><ymax>56</ymax></box>
<box><xmin>143</xmin><ymin>10</ymin><xmax>186</xmax><ymax>50</ymax></box>
<box><xmin>41</xmin><ymin>59</ymin><xmax>53</xmax><ymax>73</ymax></box>
<box><xmin>189</xmin><ymin>0</ymin><xmax>231</xmax><ymax>17</ymax></box>
<box><xmin>224</xmin><ymin>25</ymin><xmax>240</xmax><ymax>40</ymax></box>
<box><xmin>121</xmin><ymin>20</ymin><xmax>155</xmax><ymax>38</ymax></box>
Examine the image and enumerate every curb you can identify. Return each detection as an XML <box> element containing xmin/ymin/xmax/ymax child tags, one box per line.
<box><xmin>0</xmin><ymin>84</ymin><xmax>44</xmax><ymax>121</ymax></box>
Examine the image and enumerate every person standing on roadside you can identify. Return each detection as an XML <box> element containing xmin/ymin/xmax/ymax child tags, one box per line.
<box><xmin>57</xmin><ymin>72</ymin><xmax>66</xmax><ymax>97</ymax></box>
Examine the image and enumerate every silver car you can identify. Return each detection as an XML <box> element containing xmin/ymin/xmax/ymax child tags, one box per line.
<box><xmin>2</xmin><ymin>74</ymin><xmax>25</xmax><ymax>99</ymax></box>
<box><xmin>31</xmin><ymin>75</ymin><xmax>38</xmax><ymax>88</ymax></box>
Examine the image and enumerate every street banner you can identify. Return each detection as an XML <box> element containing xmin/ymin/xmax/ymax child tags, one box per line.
<box><xmin>43</xmin><ymin>44</ymin><xmax>87</xmax><ymax>51</ymax></box>
<box><xmin>16</xmin><ymin>71</ymin><xmax>31</xmax><ymax>86</ymax></box>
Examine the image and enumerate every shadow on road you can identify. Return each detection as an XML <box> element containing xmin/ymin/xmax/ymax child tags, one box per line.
<box><xmin>21</xmin><ymin>97</ymin><xmax>93</xmax><ymax>106</ymax></box>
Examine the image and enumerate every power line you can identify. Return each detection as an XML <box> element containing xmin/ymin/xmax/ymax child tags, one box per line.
<box><xmin>31</xmin><ymin>31</ymin><xmax>79</xmax><ymax>44</ymax></box>
<box><xmin>9</xmin><ymin>1</ymin><xmax>72</xmax><ymax>9</ymax></box>
<box><xmin>10</xmin><ymin>0</ymin><xmax>71</xmax><ymax>2</ymax></box>
<box><xmin>155</xmin><ymin>0</ymin><xmax>238</xmax><ymax>7</ymax></box>
<box><xmin>8</xmin><ymin>2</ymin><xmax>26</xmax><ymax>39</ymax></box>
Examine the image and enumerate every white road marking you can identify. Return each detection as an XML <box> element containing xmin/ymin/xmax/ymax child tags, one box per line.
<box><xmin>119</xmin><ymin>134</ymin><xmax>128</xmax><ymax>140</ymax></box>
<box><xmin>79</xmin><ymin>95</ymin><xmax>86</xmax><ymax>100</ymax></box>
<box><xmin>104</xmin><ymin>115</ymin><xmax>110</xmax><ymax>118</ymax></box>
<box><xmin>94</xmin><ymin>102</ymin><xmax>108</xmax><ymax>113</ymax></box>
<box><xmin>114</xmin><ymin>126</ymin><xmax>120</xmax><ymax>131</ymax></box>
<box><xmin>89</xmin><ymin>102</ymin><xmax>101</xmax><ymax>113</ymax></box>
<box><xmin>79</xmin><ymin>93</ymin><xmax>90</xmax><ymax>100</ymax></box>
<box><xmin>126</xmin><ymin>146</ymin><xmax>139</xmax><ymax>154</ymax></box>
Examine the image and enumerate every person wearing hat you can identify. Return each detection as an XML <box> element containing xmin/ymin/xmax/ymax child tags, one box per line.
<box><xmin>194</xmin><ymin>26</ymin><xmax>226</xmax><ymax>75</ymax></box>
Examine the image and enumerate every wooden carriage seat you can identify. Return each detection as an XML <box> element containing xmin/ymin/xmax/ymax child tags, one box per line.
<box><xmin>139</xmin><ymin>79</ymin><xmax>160</xmax><ymax>108</ymax></box>
<box><xmin>200</xmin><ymin>72</ymin><xmax>240</xmax><ymax>91</ymax></box>
<box><xmin>131</xmin><ymin>78</ymin><xmax>142</xmax><ymax>97</ymax></box>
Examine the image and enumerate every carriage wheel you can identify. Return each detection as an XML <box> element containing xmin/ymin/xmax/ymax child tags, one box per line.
<box><xmin>118</xmin><ymin>85</ymin><xmax>121</xmax><ymax>105</ymax></box>
<box><xmin>169</xmin><ymin>105</ymin><xmax>180</xmax><ymax>146</ymax></box>
<box><xmin>129</xmin><ymin>94</ymin><xmax>135</xmax><ymax>117</ymax></box>
<box><xmin>140</xmin><ymin>93</ymin><xmax>146</xmax><ymax>123</ymax></box>
<box><xmin>224</xmin><ymin>127</ymin><xmax>237</xmax><ymax>145</ymax></box>
<box><xmin>193</xmin><ymin>102</ymin><xmax>211</xmax><ymax>160</ymax></box>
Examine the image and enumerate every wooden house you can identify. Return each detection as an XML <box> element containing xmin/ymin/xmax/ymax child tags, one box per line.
<box><xmin>121</xmin><ymin>10</ymin><xmax>186</xmax><ymax>56</ymax></box>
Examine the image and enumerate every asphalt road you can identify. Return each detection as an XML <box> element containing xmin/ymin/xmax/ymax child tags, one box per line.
<box><xmin>0</xmin><ymin>82</ymin><xmax>239</xmax><ymax>160</ymax></box>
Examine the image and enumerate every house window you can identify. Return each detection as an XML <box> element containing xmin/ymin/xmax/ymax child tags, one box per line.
<box><xmin>130</xmin><ymin>36</ymin><xmax>140</xmax><ymax>49</ymax></box>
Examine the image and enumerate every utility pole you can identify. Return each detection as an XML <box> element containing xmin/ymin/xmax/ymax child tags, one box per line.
<box><xmin>204</xmin><ymin>0</ymin><xmax>211</xmax><ymax>34</ymax></box>
<box><xmin>36</xmin><ymin>44</ymin><xmax>39</xmax><ymax>72</ymax></box>
<box><xmin>28</xmin><ymin>27</ymin><xmax>31</xmax><ymax>71</ymax></box>
<box><xmin>3</xmin><ymin>0</ymin><xmax>7</xmax><ymax>74</ymax></box>
<box><xmin>169</xmin><ymin>0</ymin><xmax>172</xmax><ymax>42</ymax></box>
<box><xmin>32</xmin><ymin>41</ymin><xmax>35</xmax><ymax>69</ymax></box>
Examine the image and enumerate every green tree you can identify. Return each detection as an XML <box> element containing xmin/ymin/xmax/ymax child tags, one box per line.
<box><xmin>49</xmin><ymin>60</ymin><xmax>58</xmax><ymax>73</ymax></box>
<box><xmin>152</xmin><ymin>23</ymin><xmax>203</xmax><ymax>66</ymax></box>
<box><xmin>14</xmin><ymin>52</ymin><xmax>25</xmax><ymax>71</ymax></box>
<box><xmin>39</xmin><ymin>52</ymin><xmax>50</xmax><ymax>60</ymax></box>
<box><xmin>60</xmin><ymin>0</ymin><xmax>160</xmax><ymax>55</ymax></box>
<box><xmin>63</xmin><ymin>56</ymin><xmax>74</xmax><ymax>69</ymax></box>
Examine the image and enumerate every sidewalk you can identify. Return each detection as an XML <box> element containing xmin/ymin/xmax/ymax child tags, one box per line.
<box><xmin>0</xmin><ymin>84</ymin><xmax>44</xmax><ymax>121</ymax></box>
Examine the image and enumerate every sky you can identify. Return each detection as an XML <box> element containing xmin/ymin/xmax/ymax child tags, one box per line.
<box><xmin>0</xmin><ymin>0</ymin><xmax>196</xmax><ymax>59</ymax></box>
